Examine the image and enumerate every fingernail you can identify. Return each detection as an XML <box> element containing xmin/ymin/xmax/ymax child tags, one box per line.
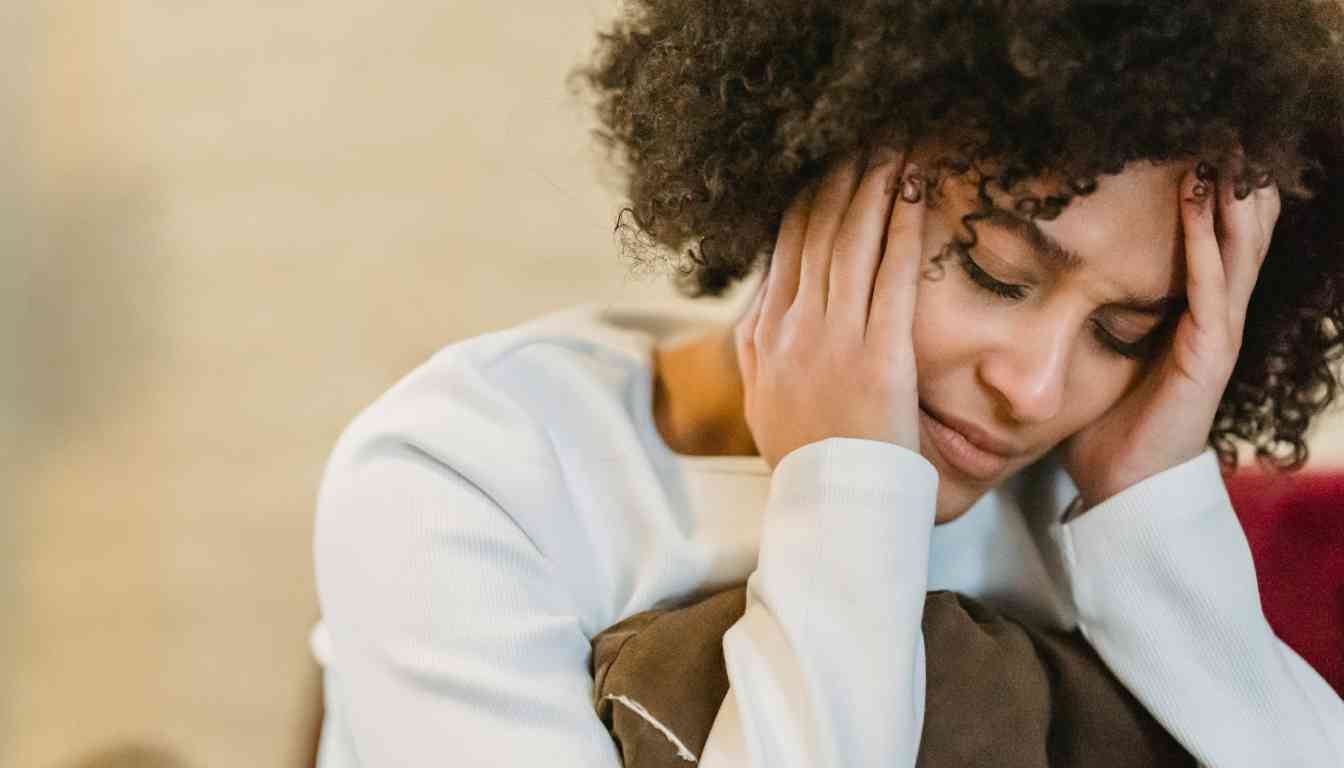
<box><xmin>1195</xmin><ymin>160</ymin><xmax>1218</xmax><ymax>183</ymax></box>
<box><xmin>1186</xmin><ymin>170</ymin><xmax>1210</xmax><ymax>204</ymax></box>
<box><xmin>900</xmin><ymin>165</ymin><xmax>924</xmax><ymax>203</ymax></box>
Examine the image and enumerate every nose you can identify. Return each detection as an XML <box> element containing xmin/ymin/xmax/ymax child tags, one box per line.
<box><xmin>978</xmin><ymin>318</ymin><xmax>1071</xmax><ymax>425</ymax></box>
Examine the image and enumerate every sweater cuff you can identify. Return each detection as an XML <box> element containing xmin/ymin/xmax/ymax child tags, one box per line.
<box><xmin>1053</xmin><ymin>448</ymin><xmax>1231</xmax><ymax>568</ymax></box>
<box><xmin>763</xmin><ymin>437</ymin><xmax>939</xmax><ymax>597</ymax></box>
<box><xmin>1045</xmin><ymin>448</ymin><xmax>1283</xmax><ymax>763</ymax></box>
<box><xmin>1044</xmin><ymin>450</ymin><xmax>1344</xmax><ymax>765</ymax></box>
<box><xmin>770</xmin><ymin>436</ymin><xmax>938</xmax><ymax>513</ymax></box>
<box><xmin>757</xmin><ymin>436</ymin><xmax>939</xmax><ymax>641</ymax></box>
<box><xmin>1050</xmin><ymin>448</ymin><xmax>1247</xmax><ymax>628</ymax></box>
<box><xmin>725</xmin><ymin>437</ymin><xmax>938</xmax><ymax>765</ymax></box>
<box><xmin>1060</xmin><ymin>448</ymin><xmax>1228</xmax><ymax>525</ymax></box>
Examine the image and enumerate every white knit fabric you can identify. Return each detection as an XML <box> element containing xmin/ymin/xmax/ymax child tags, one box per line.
<box><xmin>310</xmin><ymin>301</ymin><xmax>1343</xmax><ymax>767</ymax></box>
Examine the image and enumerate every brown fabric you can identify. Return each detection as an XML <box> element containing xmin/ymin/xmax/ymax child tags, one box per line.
<box><xmin>591</xmin><ymin>585</ymin><xmax>1195</xmax><ymax>767</ymax></box>
<box><xmin>592</xmin><ymin>586</ymin><xmax>745</xmax><ymax>765</ymax></box>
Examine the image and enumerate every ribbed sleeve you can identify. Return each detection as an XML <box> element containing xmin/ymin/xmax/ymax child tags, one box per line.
<box><xmin>1048</xmin><ymin>448</ymin><xmax>1344</xmax><ymax>767</ymax></box>
<box><xmin>706</xmin><ymin>437</ymin><xmax>940</xmax><ymax>767</ymax></box>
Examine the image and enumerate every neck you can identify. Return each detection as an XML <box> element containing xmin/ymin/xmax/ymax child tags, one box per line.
<box><xmin>651</xmin><ymin>324</ymin><xmax>758</xmax><ymax>458</ymax></box>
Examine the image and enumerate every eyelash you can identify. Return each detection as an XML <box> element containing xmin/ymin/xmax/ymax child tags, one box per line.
<box><xmin>951</xmin><ymin>243</ymin><xmax>1161</xmax><ymax>361</ymax></box>
<box><xmin>957</xmin><ymin>245</ymin><xmax>1028</xmax><ymax>301</ymax></box>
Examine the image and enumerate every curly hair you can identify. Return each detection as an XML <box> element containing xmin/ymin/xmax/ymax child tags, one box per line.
<box><xmin>568</xmin><ymin>0</ymin><xmax>1344</xmax><ymax>473</ymax></box>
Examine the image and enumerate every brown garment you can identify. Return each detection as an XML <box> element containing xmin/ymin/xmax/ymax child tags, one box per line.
<box><xmin>591</xmin><ymin>585</ymin><xmax>1195</xmax><ymax>767</ymax></box>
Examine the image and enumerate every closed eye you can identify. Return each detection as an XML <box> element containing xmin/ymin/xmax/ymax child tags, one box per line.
<box><xmin>954</xmin><ymin>242</ymin><xmax>1171</xmax><ymax>361</ymax></box>
<box><xmin>1101</xmin><ymin>313</ymin><xmax>1177</xmax><ymax>360</ymax></box>
<box><xmin>954</xmin><ymin>242</ymin><xmax>1027</xmax><ymax>301</ymax></box>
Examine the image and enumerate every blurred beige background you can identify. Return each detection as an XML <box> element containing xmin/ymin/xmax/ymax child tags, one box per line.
<box><xmin>5</xmin><ymin>2</ymin><xmax>1343</xmax><ymax>767</ymax></box>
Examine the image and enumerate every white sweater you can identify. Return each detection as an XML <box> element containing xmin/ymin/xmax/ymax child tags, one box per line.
<box><xmin>310</xmin><ymin>301</ymin><xmax>1344</xmax><ymax>767</ymax></box>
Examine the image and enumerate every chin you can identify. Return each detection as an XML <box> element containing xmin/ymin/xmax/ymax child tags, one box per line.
<box><xmin>934</xmin><ymin>502</ymin><xmax>978</xmax><ymax>525</ymax></box>
<box><xmin>931</xmin><ymin>468</ymin><xmax>1008</xmax><ymax>525</ymax></box>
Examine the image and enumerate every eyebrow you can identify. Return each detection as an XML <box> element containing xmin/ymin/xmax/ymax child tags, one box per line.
<box><xmin>980</xmin><ymin>207</ymin><xmax>1186</xmax><ymax>317</ymax></box>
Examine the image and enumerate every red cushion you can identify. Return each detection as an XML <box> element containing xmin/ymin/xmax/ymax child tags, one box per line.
<box><xmin>1225</xmin><ymin>470</ymin><xmax>1344</xmax><ymax>698</ymax></box>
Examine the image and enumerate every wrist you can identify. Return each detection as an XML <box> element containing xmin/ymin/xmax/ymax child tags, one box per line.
<box><xmin>1072</xmin><ymin>476</ymin><xmax>1130</xmax><ymax>514</ymax></box>
<box><xmin>1068</xmin><ymin>448</ymin><xmax>1208</xmax><ymax>520</ymax></box>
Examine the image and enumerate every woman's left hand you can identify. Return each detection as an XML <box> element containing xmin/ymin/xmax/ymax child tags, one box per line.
<box><xmin>1060</xmin><ymin>159</ymin><xmax>1281</xmax><ymax>516</ymax></box>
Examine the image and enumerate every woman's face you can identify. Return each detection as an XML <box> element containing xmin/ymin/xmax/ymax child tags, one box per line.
<box><xmin>910</xmin><ymin>155</ymin><xmax>1194</xmax><ymax>523</ymax></box>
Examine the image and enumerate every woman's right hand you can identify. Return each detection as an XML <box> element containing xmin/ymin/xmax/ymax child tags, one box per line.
<box><xmin>734</xmin><ymin>148</ymin><xmax>928</xmax><ymax>470</ymax></box>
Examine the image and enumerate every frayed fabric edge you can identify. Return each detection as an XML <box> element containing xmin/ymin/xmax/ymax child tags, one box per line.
<box><xmin>602</xmin><ymin>693</ymin><xmax>699</xmax><ymax>763</ymax></box>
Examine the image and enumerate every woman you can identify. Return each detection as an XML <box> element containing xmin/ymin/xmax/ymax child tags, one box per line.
<box><xmin>310</xmin><ymin>2</ymin><xmax>1344</xmax><ymax>765</ymax></box>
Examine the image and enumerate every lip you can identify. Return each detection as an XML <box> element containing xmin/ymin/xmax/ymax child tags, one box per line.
<box><xmin>918</xmin><ymin>403</ymin><xmax>1022</xmax><ymax>482</ymax></box>
<box><xmin>919</xmin><ymin>403</ymin><xmax>1024</xmax><ymax>457</ymax></box>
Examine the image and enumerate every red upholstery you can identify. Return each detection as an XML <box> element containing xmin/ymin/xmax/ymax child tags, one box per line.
<box><xmin>1226</xmin><ymin>469</ymin><xmax>1344</xmax><ymax>698</ymax></box>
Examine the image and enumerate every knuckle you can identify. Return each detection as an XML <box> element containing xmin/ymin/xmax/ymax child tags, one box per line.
<box><xmin>735</xmin><ymin>321</ymin><xmax>755</xmax><ymax>349</ymax></box>
<box><xmin>752</xmin><ymin>318</ymin><xmax>770</xmax><ymax>349</ymax></box>
<box><xmin>854</xmin><ymin>351</ymin><xmax>907</xmax><ymax>392</ymax></box>
<box><xmin>774</xmin><ymin>311</ymin><xmax>809</xmax><ymax>352</ymax></box>
<box><xmin>822</xmin><ymin>328</ymin><xmax>858</xmax><ymax>361</ymax></box>
<box><xmin>854</xmin><ymin>362</ymin><xmax>889</xmax><ymax>392</ymax></box>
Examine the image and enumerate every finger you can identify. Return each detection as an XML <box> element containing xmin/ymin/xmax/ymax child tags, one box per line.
<box><xmin>827</xmin><ymin>147</ymin><xmax>905</xmax><ymax>336</ymax></box>
<box><xmin>1233</xmin><ymin>180</ymin><xmax>1281</xmax><ymax>299</ymax></box>
<box><xmin>734</xmin><ymin>276</ymin><xmax>767</xmax><ymax>387</ymax></box>
<box><xmin>1215</xmin><ymin>157</ymin><xmax>1278</xmax><ymax>331</ymax></box>
<box><xmin>867</xmin><ymin>164</ymin><xmax>927</xmax><ymax>348</ymax></box>
<box><xmin>759</xmin><ymin>183</ymin><xmax>814</xmax><ymax>335</ymax></box>
<box><xmin>1231</xmin><ymin>182</ymin><xmax>1280</xmax><ymax>337</ymax></box>
<box><xmin>1208</xmin><ymin>155</ymin><xmax>1234</xmax><ymax>248</ymax></box>
<box><xmin>1180</xmin><ymin>166</ymin><xmax>1228</xmax><ymax>334</ymax></box>
<box><xmin>796</xmin><ymin>150</ymin><xmax>864</xmax><ymax>317</ymax></box>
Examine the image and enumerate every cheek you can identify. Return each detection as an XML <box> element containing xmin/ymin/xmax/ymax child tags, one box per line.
<box><xmin>912</xmin><ymin>258</ymin><xmax>1000</xmax><ymax>365</ymax></box>
<box><xmin>913</xmin><ymin>268</ymin><xmax>1145</xmax><ymax>439</ymax></box>
<box><xmin>1034</xmin><ymin>354</ymin><xmax>1146</xmax><ymax>456</ymax></box>
<box><xmin>914</xmin><ymin>223</ymin><xmax>961</xmax><ymax>361</ymax></box>
<box><xmin>1066</xmin><ymin>362</ymin><xmax>1144</xmax><ymax>426</ymax></box>
<box><xmin>911</xmin><ymin>269</ymin><xmax>962</xmax><ymax>372</ymax></box>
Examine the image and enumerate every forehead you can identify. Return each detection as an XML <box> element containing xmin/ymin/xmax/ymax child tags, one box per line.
<box><xmin>944</xmin><ymin>160</ymin><xmax>1190</xmax><ymax>294</ymax></box>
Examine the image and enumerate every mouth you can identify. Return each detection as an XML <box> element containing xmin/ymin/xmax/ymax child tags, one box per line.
<box><xmin>918</xmin><ymin>402</ymin><xmax>1022</xmax><ymax>482</ymax></box>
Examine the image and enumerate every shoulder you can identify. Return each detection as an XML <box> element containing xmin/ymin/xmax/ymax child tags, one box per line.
<box><xmin>313</xmin><ymin>303</ymin><xmax>665</xmax><ymax>566</ymax></box>
<box><xmin>312</xmin><ymin>303</ymin><xmax>686</xmax><ymax>631</ymax></box>
<box><xmin>321</xmin><ymin>302</ymin><xmax>655</xmax><ymax>486</ymax></box>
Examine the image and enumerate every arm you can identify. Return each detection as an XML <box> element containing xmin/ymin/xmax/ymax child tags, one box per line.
<box><xmin>314</xmin><ymin>441</ymin><xmax>626</xmax><ymax>767</ymax></box>
<box><xmin>314</xmin><ymin>409</ymin><xmax>940</xmax><ymax>767</ymax></box>
<box><xmin>696</xmin><ymin>148</ymin><xmax>939</xmax><ymax>766</ymax></box>
<box><xmin>1049</xmin><ymin>448</ymin><xmax>1344</xmax><ymax>767</ymax></box>
<box><xmin>700</xmin><ymin>437</ymin><xmax>939</xmax><ymax>767</ymax></box>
